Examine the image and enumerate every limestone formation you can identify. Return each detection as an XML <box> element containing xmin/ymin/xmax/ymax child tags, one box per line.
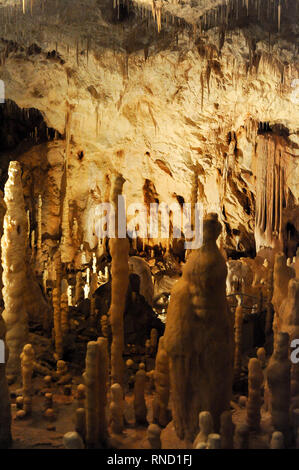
<box><xmin>207</xmin><ymin>433</ymin><xmax>221</xmax><ymax>449</ymax></box>
<box><xmin>60</xmin><ymin>291</ymin><xmax>69</xmax><ymax>335</ymax></box>
<box><xmin>164</xmin><ymin>213</ymin><xmax>234</xmax><ymax>442</ymax></box>
<box><xmin>76</xmin><ymin>384</ymin><xmax>86</xmax><ymax>408</ymax></box>
<box><xmin>108</xmin><ymin>175</ymin><xmax>129</xmax><ymax>387</ymax></box>
<box><xmin>63</xmin><ymin>431</ymin><xmax>84</xmax><ymax>449</ymax></box>
<box><xmin>2</xmin><ymin>161</ymin><xmax>29</xmax><ymax>376</ymax></box>
<box><xmin>75</xmin><ymin>408</ymin><xmax>86</xmax><ymax>441</ymax></box>
<box><xmin>247</xmin><ymin>358</ymin><xmax>263</xmax><ymax>431</ymax></box>
<box><xmin>193</xmin><ymin>411</ymin><xmax>213</xmax><ymax>448</ymax></box>
<box><xmin>234</xmin><ymin>424</ymin><xmax>249</xmax><ymax>449</ymax></box>
<box><xmin>270</xmin><ymin>431</ymin><xmax>284</xmax><ymax>449</ymax></box>
<box><xmin>272</xmin><ymin>253</ymin><xmax>295</xmax><ymax>326</ymax></box>
<box><xmin>234</xmin><ymin>300</ymin><xmax>243</xmax><ymax>378</ymax></box>
<box><xmin>101</xmin><ymin>315</ymin><xmax>110</xmax><ymax>338</ymax></box>
<box><xmin>147</xmin><ymin>423</ymin><xmax>161</xmax><ymax>449</ymax></box>
<box><xmin>152</xmin><ymin>336</ymin><xmax>170</xmax><ymax>428</ymax></box>
<box><xmin>52</xmin><ymin>287</ymin><xmax>63</xmax><ymax>360</ymax></box>
<box><xmin>220</xmin><ymin>410</ymin><xmax>235</xmax><ymax>449</ymax></box>
<box><xmin>257</xmin><ymin>347</ymin><xmax>267</xmax><ymax>369</ymax></box>
<box><xmin>20</xmin><ymin>344</ymin><xmax>35</xmax><ymax>415</ymax></box>
<box><xmin>0</xmin><ymin>310</ymin><xmax>11</xmax><ymax>448</ymax></box>
<box><xmin>84</xmin><ymin>338</ymin><xmax>108</xmax><ymax>448</ymax></box>
<box><xmin>109</xmin><ymin>383</ymin><xmax>124</xmax><ymax>434</ymax></box>
<box><xmin>267</xmin><ymin>332</ymin><xmax>291</xmax><ymax>440</ymax></box>
<box><xmin>280</xmin><ymin>279</ymin><xmax>299</xmax><ymax>411</ymax></box>
<box><xmin>75</xmin><ymin>271</ymin><xmax>84</xmax><ymax>305</ymax></box>
<box><xmin>134</xmin><ymin>363</ymin><xmax>148</xmax><ymax>425</ymax></box>
<box><xmin>150</xmin><ymin>328</ymin><xmax>158</xmax><ymax>353</ymax></box>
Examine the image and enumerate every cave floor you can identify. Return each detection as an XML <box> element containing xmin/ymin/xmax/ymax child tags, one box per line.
<box><xmin>9</xmin><ymin>376</ymin><xmax>272</xmax><ymax>449</ymax></box>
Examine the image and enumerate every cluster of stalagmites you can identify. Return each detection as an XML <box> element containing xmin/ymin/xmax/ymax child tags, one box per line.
<box><xmin>0</xmin><ymin>160</ymin><xmax>299</xmax><ymax>449</ymax></box>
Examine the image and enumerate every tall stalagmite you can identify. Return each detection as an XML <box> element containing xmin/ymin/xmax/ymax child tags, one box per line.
<box><xmin>267</xmin><ymin>332</ymin><xmax>291</xmax><ymax>440</ymax></box>
<box><xmin>2</xmin><ymin>161</ymin><xmax>29</xmax><ymax>376</ymax></box>
<box><xmin>108</xmin><ymin>174</ymin><xmax>129</xmax><ymax>387</ymax></box>
<box><xmin>164</xmin><ymin>213</ymin><xmax>234</xmax><ymax>442</ymax></box>
<box><xmin>84</xmin><ymin>337</ymin><xmax>109</xmax><ymax>448</ymax></box>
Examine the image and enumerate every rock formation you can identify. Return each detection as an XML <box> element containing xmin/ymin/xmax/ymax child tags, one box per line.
<box><xmin>267</xmin><ymin>332</ymin><xmax>291</xmax><ymax>441</ymax></box>
<box><xmin>134</xmin><ymin>363</ymin><xmax>148</xmax><ymax>425</ymax></box>
<box><xmin>109</xmin><ymin>383</ymin><xmax>124</xmax><ymax>434</ymax></box>
<box><xmin>2</xmin><ymin>161</ymin><xmax>29</xmax><ymax>376</ymax></box>
<box><xmin>280</xmin><ymin>279</ymin><xmax>299</xmax><ymax>411</ymax></box>
<box><xmin>247</xmin><ymin>358</ymin><xmax>263</xmax><ymax>431</ymax></box>
<box><xmin>152</xmin><ymin>336</ymin><xmax>171</xmax><ymax>428</ymax></box>
<box><xmin>108</xmin><ymin>174</ymin><xmax>130</xmax><ymax>387</ymax></box>
<box><xmin>84</xmin><ymin>338</ymin><xmax>109</xmax><ymax>448</ymax></box>
<box><xmin>0</xmin><ymin>308</ymin><xmax>11</xmax><ymax>448</ymax></box>
<box><xmin>164</xmin><ymin>213</ymin><xmax>234</xmax><ymax>442</ymax></box>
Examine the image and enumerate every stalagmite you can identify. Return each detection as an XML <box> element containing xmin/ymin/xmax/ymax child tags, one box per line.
<box><xmin>164</xmin><ymin>213</ymin><xmax>234</xmax><ymax>442</ymax></box>
<box><xmin>60</xmin><ymin>291</ymin><xmax>69</xmax><ymax>335</ymax></box>
<box><xmin>280</xmin><ymin>279</ymin><xmax>299</xmax><ymax>411</ymax></box>
<box><xmin>108</xmin><ymin>174</ymin><xmax>129</xmax><ymax>387</ymax></box>
<box><xmin>270</xmin><ymin>431</ymin><xmax>284</xmax><ymax>449</ymax></box>
<box><xmin>150</xmin><ymin>328</ymin><xmax>158</xmax><ymax>353</ymax></box>
<box><xmin>61</xmin><ymin>107</ymin><xmax>75</xmax><ymax>264</ymax></box>
<box><xmin>220</xmin><ymin>410</ymin><xmax>235</xmax><ymax>449</ymax></box>
<box><xmin>20</xmin><ymin>344</ymin><xmax>35</xmax><ymax>415</ymax></box>
<box><xmin>152</xmin><ymin>336</ymin><xmax>170</xmax><ymax>428</ymax></box>
<box><xmin>234</xmin><ymin>424</ymin><xmax>249</xmax><ymax>449</ymax></box>
<box><xmin>267</xmin><ymin>332</ymin><xmax>291</xmax><ymax>440</ymax></box>
<box><xmin>2</xmin><ymin>161</ymin><xmax>29</xmax><ymax>376</ymax></box>
<box><xmin>272</xmin><ymin>253</ymin><xmax>295</xmax><ymax>320</ymax></box>
<box><xmin>207</xmin><ymin>433</ymin><xmax>221</xmax><ymax>449</ymax></box>
<box><xmin>234</xmin><ymin>299</ymin><xmax>243</xmax><ymax>378</ymax></box>
<box><xmin>63</xmin><ymin>432</ymin><xmax>84</xmax><ymax>449</ymax></box>
<box><xmin>52</xmin><ymin>287</ymin><xmax>63</xmax><ymax>360</ymax></box>
<box><xmin>247</xmin><ymin>358</ymin><xmax>263</xmax><ymax>431</ymax></box>
<box><xmin>257</xmin><ymin>347</ymin><xmax>267</xmax><ymax>369</ymax></box>
<box><xmin>37</xmin><ymin>194</ymin><xmax>42</xmax><ymax>251</ymax></box>
<box><xmin>101</xmin><ymin>315</ymin><xmax>109</xmax><ymax>338</ymax></box>
<box><xmin>75</xmin><ymin>271</ymin><xmax>84</xmax><ymax>305</ymax></box>
<box><xmin>193</xmin><ymin>411</ymin><xmax>214</xmax><ymax>448</ymax></box>
<box><xmin>134</xmin><ymin>363</ymin><xmax>148</xmax><ymax>425</ymax></box>
<box><xmin>109</xmin><ymin>383</ymin><xmax>124</xmax><ymax>434</ymax></box>
<box><xmin>84</xmin><ymin>338</ymin><xmax>108</xmax><ymax>448</ymax></box>
<box><xmin>147</xmin><ymin>423</ymin><xmax>161</xmax><ymax>449</ymax></box>
<box><xmin>0</xmin><ymin>308</ymin><xmax>11</xmax><ymax>448</ymax></box>
<box><xmin>75</xmin><ymin>408</ymin><xmax>86</xmax><ymax>441</ymax></box>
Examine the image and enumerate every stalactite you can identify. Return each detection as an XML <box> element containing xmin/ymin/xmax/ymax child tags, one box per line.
<box><xmin>2</xmin><ymin>161</ymin><xmax>29</xmax><ymax>377</ymax></box>
<box><xmin>255</xmin><ymin>135</ymin><xmax>290</xmax><ymax>252</ymax></box>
